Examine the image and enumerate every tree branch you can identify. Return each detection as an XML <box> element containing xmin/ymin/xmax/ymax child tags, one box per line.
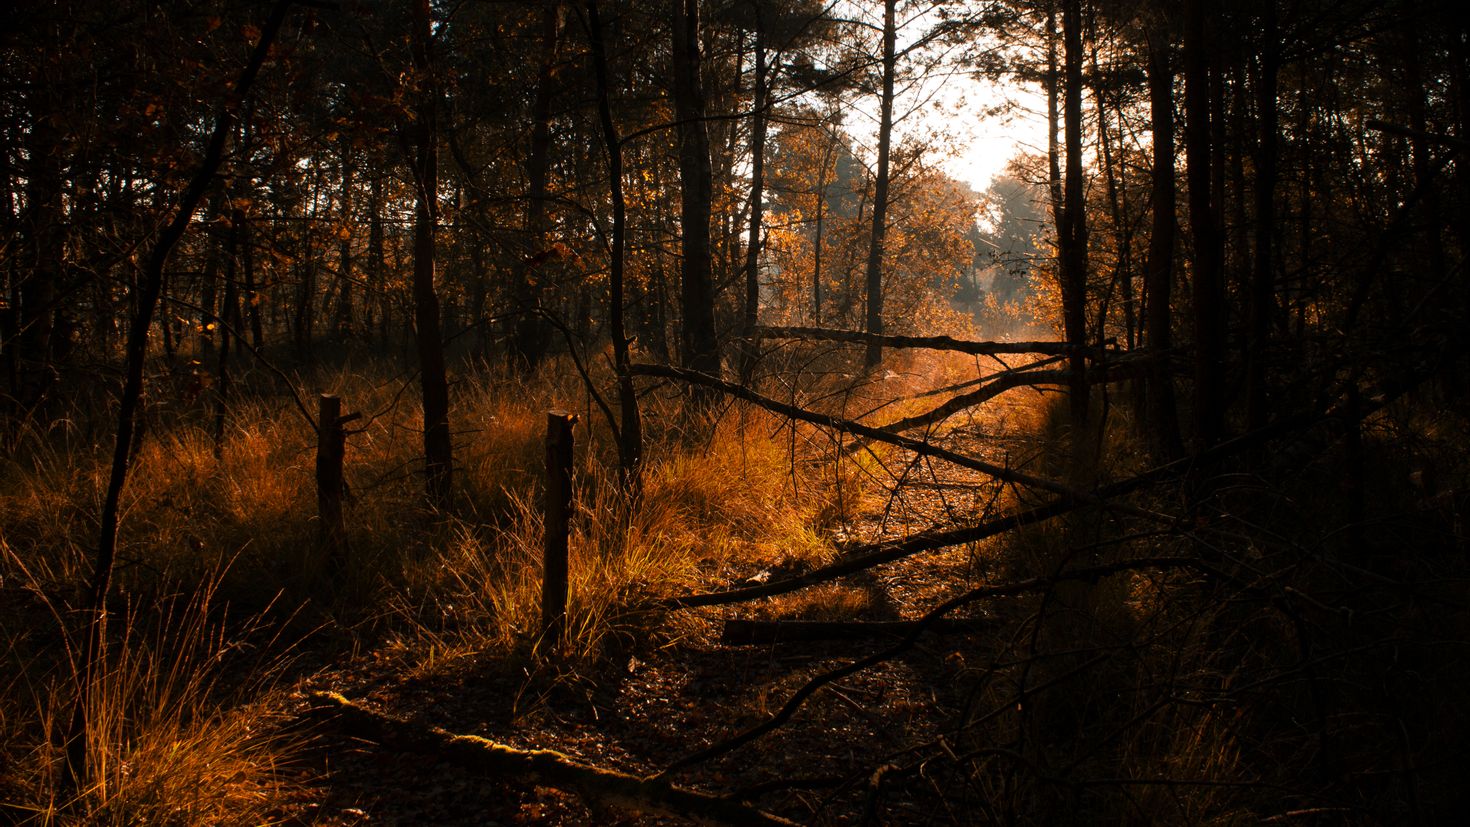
<box><xmin>308</xmin><ymin>692</ymin><xmax>798</xmax><ymax>826</ymax></box>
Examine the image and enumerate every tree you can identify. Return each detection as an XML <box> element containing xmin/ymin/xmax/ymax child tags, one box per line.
<box><xmin>411</xmin><ymin>0</ymin><xmax>454</xmax><ymax>508</ymax></box>
<box><xmin>1142</xmin><ymin>13</ymin><xmax>1183</xmax><ymax>458</ymax></box>
<box><xmin>672</xmin><ymin>0</ymin><xmax>721</xmax><ymax>378</ymax></box>
<box><xmin>587</xmin><ymin>0</ymin><xmax>643</xmax><ymax>485</ymax></box>
<box><xmin>1058</xmin><ymin>0</ymin><xmax>1089</xmax><ymax>436</ymax></box>
<box><xmin>862</xmin><ymin>0</ymin><xmax>898</xmax><ymax>370</ymax></box>
<box><xmin>1182</xmin><ymin>0</ymin><xmax>1225</xmax><ymax>448</ymax></box>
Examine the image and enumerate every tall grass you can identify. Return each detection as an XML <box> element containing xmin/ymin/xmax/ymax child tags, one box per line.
<box><xmin>0</xmin><ymin>550</ymin><xmax>297</xmax><ymax>825</ymax></box>
<box><xmin>1</xmin><ymin>356</ymin><xmax>872</xmax><ymax>818</ymax></box>
<box><xmin>392</xmin><ymin>393</ymin><xmax>844</xmax><ymax>672</ymax></box>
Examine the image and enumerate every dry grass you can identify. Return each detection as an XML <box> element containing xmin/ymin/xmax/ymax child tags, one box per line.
<box><xmin>390</xmin><ymin>392</ymin><xmax>845</xmax><ymax>671</ymax></box>
<box><xmin>0</xmin><ymin>552</ymin><xmax>297</xmax><ymax>825</ymax></box>
<box><xmin>0</xmin><ymin>356</ymin><xmax>869</xmax><ymax>820</ymax></box>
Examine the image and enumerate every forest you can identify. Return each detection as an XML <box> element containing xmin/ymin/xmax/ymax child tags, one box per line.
<box><xmin>3</xmin><ymin>0</ymin><xmax>1469</xmax><ymax>823</ymax></box>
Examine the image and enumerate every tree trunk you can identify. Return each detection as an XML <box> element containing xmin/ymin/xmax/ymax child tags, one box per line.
<box><xmin>64</xmin><ymin>0</ymin><xmax>290</xmax><ymax>794</ymax></box>
<box><xmin>411</xmin><ymin>0</ymin><xmax>454</xmax><ymax>508</ymax></box>
<box><xmin>18</xmin><ymin>94</ymin><xmax>64</xmax><ymax>408</ymax></box>
<box><xmin>368</xmin><ymin>172</ymin><xmax>386</xmax><ymax>349</ymax></box>
<box><xmin>1144</xmin><ymin>28</ymin><xmax>1183</xmax><ymax>459</ymax></box>
<box><xmin>512</xmin><ymin>1</ymin><xmax>562</xmax><ymax>370</ymax></box>
<box><xmin>1059</xmin><ymin>0</ymin><xmax>1089</xmax><ymax>435</ymax></box>
<box><xmin>588</xmin><ymin>0</ymin><xmax>643</xmax><ymax>487</ymax></box>
<box><xmin>672</xmin><ymin>0</ymin><xmax>721</xmax><ymax>379</ymax></box>
<box><xmin>1246</xmin><ymin>3</ymin><xmax>1279</xmax><ymax>431</ymax></box>
<box><xmin>1184</xmin><ymin>0</ymin><xmax>1225</xmax><ymax>448</ymax></box>
<box><xmin>812</xmin><ymin>139</ymin><xmax>833</xmax><ymax>326</ymax></box>
<box><xmin>740</xmin><ymin>12</ymin><xmax>769</xmax><ymax>382</ymax></box>
<box><xmin>334</xmin><ymin>136</ymin><xmax>355</xmax><ymax>339</ymax></box>
<box><xmin>862</xmin><ymin>0</ymin><xmax>897</xmax><ymax>371</ymax></box>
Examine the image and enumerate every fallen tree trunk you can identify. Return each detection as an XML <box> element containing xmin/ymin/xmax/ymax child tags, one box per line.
<box><xmin>308</xmin><ymin>692</ymin><xmax>798</xmax><ymax>827</ymax></box>
<box><xmin>721</xmin><ymin>617</ymin><xmax>988</xmax><ymax>645</ymax></box>
<box><xmin>752</xmin><ymin>325</ymin><xmax>1082</xmax><ymax>356</ymax></box>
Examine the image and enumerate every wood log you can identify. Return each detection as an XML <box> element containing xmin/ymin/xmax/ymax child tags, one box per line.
<box><xmin>308</xmin><ymin>692</ymin><xmax>798</xmax><ymax>827</ymax></box>
<box><xmin>720</xmin><ymin>617</ymin><xmax>987</xmax><ymax>645</ymax></box>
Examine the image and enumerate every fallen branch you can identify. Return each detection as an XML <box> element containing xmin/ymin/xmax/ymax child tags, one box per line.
<box><xmin>663</xmin><ymin>401</ymin><xmax>1348</xmax><ymax>611</ymax></box>
<box><xmin>910</xmin><ymin>353</ymin><xmax>1069</xmax><ymax>399</ymax></box>
<box><xmin>660</xmin><ymin>557</ymin><xmax>1193</xmax><ymax>777</ymax></box>
<box><xmin>721</xmin><ymin>617</ymin><xmax>988</xmax><ymax>645</ymax></box>
<box><xmin>854</xmin><ymin>355</ymin><xmax>1149</xmax><ymax>445</ymax></box>
<box><xmin>665</xmin><ymin>499</ymin><xmax>1078</xmax><ymax>609</ymax></box>
<box><xmin>752</xmin><ymin>325</ymin><xmax>1082</xmax><ymax>356</ymax></box>
<box><xmin>862</xmin><ymin>368</ymin><xmax>1070</xmax><ymax>438</ymax></box>
<box><xmin>308</xmin><ymin>692</ymin><xmax>798</xmax><ymax>827</ymax></box>
<box><xmin>628</xmin><ymin>363</ymin><xmax>1079</xmax><ymax>499</ymax></box>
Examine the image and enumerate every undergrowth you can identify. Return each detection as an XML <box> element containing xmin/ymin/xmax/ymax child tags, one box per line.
<box><xmin>0</xmin><ymin>356</ymin><xmax>867</xmax><ymax>822</ymax></box>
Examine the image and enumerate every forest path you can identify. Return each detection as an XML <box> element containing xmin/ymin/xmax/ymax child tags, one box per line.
<box><xmin>279</xmin><ymin>370</ymin><xmax>1052</xmax><ymax>826</ymax></box>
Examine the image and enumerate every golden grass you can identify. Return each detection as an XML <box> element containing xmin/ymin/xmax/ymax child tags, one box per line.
<box><xmin>0</xmin><ymin>356</ymin><xmax>890</xmax><ymax>819</ymax></box>
<box><xmin>390</xmin><ymin>395</ymin><xmax>845</xmax><ymax>672</ymax></box>
<box><xmin>0</xmin><ymin>553</ymin><xmax>296</xmax><ymax>825</ymax></box>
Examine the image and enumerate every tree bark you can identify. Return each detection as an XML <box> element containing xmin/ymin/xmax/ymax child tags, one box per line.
<box><xmin>672</xmin><ymin>0</ymin><xmax>721</xmax><ymax>379</ymax></box>
<box><xmin>1059</xmin><ymin>0</ymin><xmax>1090</xmax><ymax>435</ymax></box>
<box><xmin>411</xmin><ymin>0</ymin><xmax>454</xmax><ymax>508</ymax></box>
<box><xmin>862</xmin><ymin>0</ymin><xmax>897</xmax><ymax>371</ymax></box>
<box><xmin>1184</xmin><ymin>0</ymin><xmax>1225</xmax><ymax>448</ymax></box>
<box><xmin>588</xmin><ymin>0</ymin><xmax>643</xmax><ymax>487</ymax></box>
<box><xmin>739</xmin><ymin>11</ymin><xmax>769</xmax><ymax>381</ymax></box>
<box><xmin>1144</xmin><ymin>24</ymin><xmax>1183</xmax><ymax>459</ymax></box>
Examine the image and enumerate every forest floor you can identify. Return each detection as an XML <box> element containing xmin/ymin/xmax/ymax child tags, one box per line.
<box><xmin>277</xmin><ymin>382</ymin><xmax>1047</xmax><ymax>825</ymax></box>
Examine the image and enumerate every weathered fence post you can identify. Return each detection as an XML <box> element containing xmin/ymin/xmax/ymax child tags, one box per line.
<box><xmin>316</xmin><ymin>393</ymin><xmax>347</xmax><ymax>556</ymax></box>
<box><xmin>542</xmin><ymin>409</ymin><xmax>578</xmax><ymax>649</ymax></box>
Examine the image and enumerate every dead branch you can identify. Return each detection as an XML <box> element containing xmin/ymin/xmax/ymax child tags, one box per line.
<box><xmin>721</xmin><ymin>617</ymin><xmax>989</xmax><ymax>645</ymax></box>
<box><xmin>628</xmin><ymin>363</ymin><xmax>1080</xmax><ymax>499</ymax></box>
<box><xmin>1366</xmin><ymin>119</ymin><xmax>1470</xmax><ymax>151</ymax></box>
<box><xmin>863</xmin><ymin>368</ymin><xmax>1069</xmax><ymax>437</ymax></box>
<box><xmin>853</xmin><ymin>353</ymin><xmax>1151</xmax><ymax>445</ymax></box>
<box><xmin>752</xmin><ymin>325</ymin><xmax>1084</xmax><ymax>356</ymax></box>
<box><xmin>911</xmin><ymin>353</ymin><xmax>1069</xmax><ymax>399</ymax></box>
<box><xmin>308</xmin><ymin>692</ymin><xmax>798</xmax><ymax>827</ymax></box>
<box><xmin>660</xmin><ymin>557</ymin><xmax>1195</xmax><ymax>777</ymax></box>
<box><xmin>662</xmin><ymin>397</ymin><xmax>1359</xmax><ymax>612</ymax></box>
<box><xmin>665</xmin><ymin>498</ymin><xmax>1079</xmax><ymax>609</ymax></box>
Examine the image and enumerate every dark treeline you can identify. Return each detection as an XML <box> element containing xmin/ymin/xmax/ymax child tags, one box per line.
<box><xmin>5</xmin><ymin>0</ymin><xmax>1469</xmax><ymax>467</ymax></box>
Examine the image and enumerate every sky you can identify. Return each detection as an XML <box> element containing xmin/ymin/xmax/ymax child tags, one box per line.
<box><xmin>833</xmin><ymin>2</ymin><xmax>1051</xmax><ymax>197</ymax></box>
<box><xmin>926</xmin><ymin>73</ymin><xmax>1049</xmax><ymax>195</ymax></box>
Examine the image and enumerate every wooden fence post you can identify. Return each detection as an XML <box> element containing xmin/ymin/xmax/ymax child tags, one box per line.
<box><xmin>542</xmin><ymin>409</ymin><xmax>578</xmax><ymax>649</ymax></box>
<box><xmin>316</xmin><ymin>393</ymin><xmax>348</xmax><ymax>557</ymax></box>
